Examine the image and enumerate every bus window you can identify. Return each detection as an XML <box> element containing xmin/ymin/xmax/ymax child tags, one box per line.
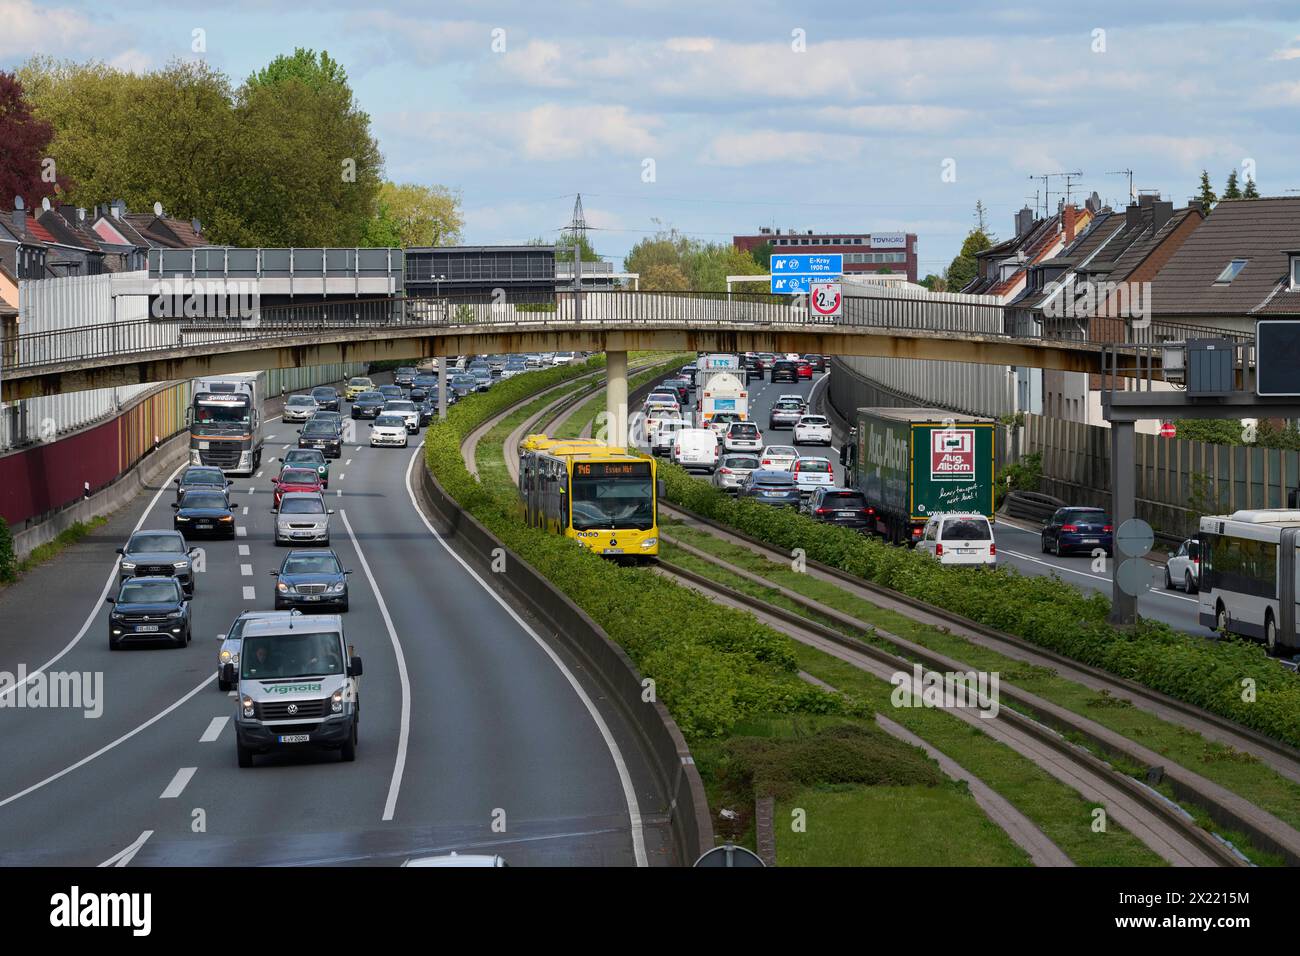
<box><xmin>569</xmin><ymin>461</ymin><xmax>654</xmax><ymax>531</ymax></box>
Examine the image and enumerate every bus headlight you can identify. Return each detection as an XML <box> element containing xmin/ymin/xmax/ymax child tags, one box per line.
<box><xmin>640</xmin><ymin>537</ymin><xmax>658</xmax><ymax>548</ymax></box>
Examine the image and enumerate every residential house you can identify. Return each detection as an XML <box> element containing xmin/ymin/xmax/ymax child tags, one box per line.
<box><xmin>0</xmin><ymin>207</ymin><xmax>51</xmax><ymax>279</ymax></box>
<box><xmin>963</xmin><ymin>194</ymin><xmax>1103</xmax><ymax>302</ymax></box>
<box><xmin>35</xmin><ymin>203</ymin><xmax>107</xmax><ymax>277</ymax></box>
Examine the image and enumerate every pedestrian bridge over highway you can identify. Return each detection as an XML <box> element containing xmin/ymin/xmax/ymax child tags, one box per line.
<box><xmin>0</xmin><ymin>289</ymin><xmax>1231</xmax><ymax>402</ymax></box>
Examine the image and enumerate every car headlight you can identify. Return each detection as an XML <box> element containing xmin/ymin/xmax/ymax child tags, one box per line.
<box><xmin>172</xmin><ymin>561</ymin><xmax>189</xmax><ymax>569</ymax></box>
<box><xmin>242</xmin><ymin>696</ymin><xmax>254</xmax><ymax>718</ymax></box>
<box><xmin>175</xmin><ymin>515</ymin><xmax>190</xmax><ymax>521</ymax></box>
<box><xmin>640</xmin><ymin>537</ymin><xmax>658</xmax><ymax>548</ymax></box>
<box><xmin>276</xmin><ymin>581</ymin><xmax>290</xmax><ymax>592</ymax></box>
<box><xmin>328</xmin><ymin>581</ymin><xmax>346</xmax><ymax>593</ymax></box>
<box><xmin>120</xmin><ymin>561</ymin><xmax>137</xmax><ymax>571</ymax></box>
<box><xmin>166</xmin><ymin>611</ymin><xmax>182</xmax><ymax>619</ymax></box>
<box><xmin>331</xmin><ymin>688</ymin><xmax>344</xmax><ymax>713</ymax></box>
<box><xmin>219</xmin><ymin>515</ymin><xmax>234</xmax><ymax>522</ymax></box>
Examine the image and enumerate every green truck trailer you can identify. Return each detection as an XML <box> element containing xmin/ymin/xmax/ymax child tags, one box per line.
<box><xmin>839</xmin><ymin>407</ymin><xmax>998</xmax><ymax>545</ymax></box>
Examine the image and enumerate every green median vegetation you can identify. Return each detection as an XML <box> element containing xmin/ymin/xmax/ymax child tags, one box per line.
<box><xmin>659</xmin><ymin>463</ymin><xmax>1300</xmax><ymax>751</ymax></box>
<box><xmin>0</xmin><ymin>515</ymin><xmax>109</xmax><ymax>588</ymax></box>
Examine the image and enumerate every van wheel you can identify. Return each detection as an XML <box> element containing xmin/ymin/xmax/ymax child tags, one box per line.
<box><xmin>237</xmin><ymin>742</ymin><xmax>253</xmax><ymax>768</ymax></box>
<box><xmin>341</xmin><ymin>722</ymin><xmax>357</xmax><ymax>762</ymax></box>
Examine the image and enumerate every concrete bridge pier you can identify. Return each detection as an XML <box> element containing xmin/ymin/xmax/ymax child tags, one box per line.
<box><xmin>605</xmin><ymin>349</ymin><xmax>628</xmax><ymax>447</ymax></box>
<box><xmin>437</xmin><ymin>353</ymin><xmax>448</xmax><ymax>421</ymax></box>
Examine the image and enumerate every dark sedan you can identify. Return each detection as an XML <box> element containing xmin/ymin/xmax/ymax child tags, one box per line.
<box><xmin>738</xmin><ymin>470</ymin><xmax>801</xmax><ymax>508</ymax></box>
<box><xmin>801</xmin><ymin>354</ymin><xmax>827</xmax><ymax>372</ymax></box>
<box><xmin>311</xmin><ymin>386</ymin><xmax>341</xmax><ymax>412</ymax></box>
<box><xmin>106</xmin><ymin>577</ymin><xmax>191</xmax><ymax>649</ymax></box>
<box><xmin>770</xmin><ymin>360</ymin><xmax>799</xmax><ymax>383</ymax></box>
<box><xmin>299</xmin><ymin>419</ymin><xmax>343</xmax><ymax>458</ymax></box>
<box><xmin>417</xmin><ymin>398</ymin><xmax>436</xmax><ymax>426</ymax></box>
<box><xmin>378</xmin><ymin>384</ymin><xmax>405</xmax><ymax>402</ymax></box>
<box><xmin>118</xmin><ymin>530</ymin><xmax>199</xmax><ymax>595</ymax></box>
<box><xmin>805</xmin><ymin>488</ymin><xmax>875</xmax><ymax>531</ymax></box>
<box><xmin>175</xmin><ymin>465</ymin><xmax>231</xmax><ymax>502</ymax></box>
<box><xmin>449</xmin><ymin>374</ymin><xmax>478</xmax><ymax>399</ymax></box>
<box><xmin>409</xmin><ymin>375</ymin><xmax>439</xmax><ymax>402</ymax></box>
<box><xmin>1041</xmin><ymin>507</ymin><xmax>1113</xmax><ymax>557</ymax></box>
<box><xmin>271</xmin><ymin>549</ymin><xmax>352</xmax><ymax>612</ymax></box>
<box><xmin>350</xmin><ymin>390</ymin><xmax>388</xmax><ymax>420</ymax></box>
<box><xmin>172</xmin><ymin>489</ymin><xmax>236</xmax><ymax>537</ymax></box>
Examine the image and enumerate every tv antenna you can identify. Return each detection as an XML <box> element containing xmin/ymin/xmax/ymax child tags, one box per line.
<box><xmin>1029</xmin><ymin>171</ymin><xmax>1082</xmax><ymax>216</ymax></box>
<box><xmin>1107</xmin><ymin>169</ymin><xmax>1135</xmax><ymax>203</ymax></box>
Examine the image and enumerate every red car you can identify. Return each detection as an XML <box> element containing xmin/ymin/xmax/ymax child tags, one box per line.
<box><xmin>272</xmin><ymin>467</ymin><xmax>324</xmax><ymax>508</ymax></box>
<box><xmin>795</xmin><ymin>361</ymin><xmax>813</xmax><ymax>380</ymax></box>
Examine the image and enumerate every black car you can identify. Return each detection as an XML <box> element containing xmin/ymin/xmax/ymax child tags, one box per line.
<box><xmin>742</xmin><ymin>356</ymin><xmax>764</xmax><ymax>382</ymax></box>
<box><xmin>1041</xmin><ymin>507</ymin><xmax>1114</xmax><ymax>557</ymax></box>
<box><xmin>118</xmin><ymin>530</ymin><xmax>199</xmax><ymax>595</ymax></box>
<box><xmin>394</xmin><ymin>366</ymin><xmax>417</xmax><ymax>387</ymax></box>
<box><xmin>175</xmin><ymin>465</ymin><xmax>231</xmax><ymax>502</ymax></box>
<box><xmin>378</xmin><ymin>384</ymin><xmax>405</xmax><ymax>402</ymax></box>
<box><xmin>409</xmin><ymin>375</ymin><xmax>438</xmax><ymax>402</ymax></box>
<box><xmin>350</xmin><ymin>390</ymin><xmax>388</xmax><ymax>419</ymax></box>
<box><xmin>770</xmin><ymin>360</ymin><xmax>799</xmax><ymax>383</ymax></box>
<box><xmin>661</xmin><ymin>379</ymin><xmax>691</xmax><ymax>406</ymax></box>
<box><xmin>805</xmin><ymin>488</ymin><xmax>875</xmax><ymax>530</ymax></box>
<box><xmin>172</xmin><ymin>488</ymin><xmax>236</xmax><ymax>537</ymax></box>
<box><xmin>271</xmin><ymin>549</ymin><xmax>352</xmax><ymax>612</ymax></box>
<box><xmin>802</xmin><ymin>354</ymin><xmax>827</xmax><ymax>372</ymax></box>
<box><xmin>311</xmin><ymin>386</ymin><xmax>341</xmax><ymax>412</ymax></box>
<box><xmin>106</xmin><ymin>576</ymin><xmax>191</xmax><ymax>649</ymax></box>
<box><xmin>299</xmin><ymin>419</ymin><xmax>343</xmax><ymax>458</ymax></box>
<box><xmin>417</xmin><ymin>398</ymin><xmax>435</xmax><ymax>426</ymax></box>
<box><xmin>679</xmin><ymin>365</ymin><xmax>698</xmax><ymax>389</ymax></box>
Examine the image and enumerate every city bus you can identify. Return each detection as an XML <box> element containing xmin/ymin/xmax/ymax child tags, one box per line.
<box><xmin>1197</xmin><ymin>509</ymin><xmax>1300</xmax><ymax>655</ymax></box>
<box><xmin>519</xmin><ymin>444</ymin><xmax>660</xmax><ymax>559</ymax></box>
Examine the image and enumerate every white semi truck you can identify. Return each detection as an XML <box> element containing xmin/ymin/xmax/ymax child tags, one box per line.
<box><xmin>187</xmin><ymin>371</ymin><xmax>267</xmax><ymax>476</ymax></box>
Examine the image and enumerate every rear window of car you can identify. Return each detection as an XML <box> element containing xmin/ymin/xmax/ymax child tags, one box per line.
<box><xmin>725</xmin><ymin>457</ymin><xmax>760</xmax><ymax>469</ymax></box>
<box><xmin>941</xmin><ymin>518</ymin><xmax>992</xmax><ymax>540</ymax></box>
<box><xmin>796</xmin><ymin>459</ymin><xmax>832</xmax><ymax>473</ymax></box>
<box><xmin>800</xmin><ymin>416</ymin><xmax>828</xmax><ymax>425</ymax></box>
<box><xmin>823</xmin><ymin>492</ymin><xmax>866</xmax><ymax>507</ymax></box>
<box><xmin>730</xmin><ymin>424</ymin><xmax>758</xmax><ymax>436</ymax></box>
<box><xmin>757</xmin><ymin>477</ymin><xmax>795</xmax><ymax>488</ymax></box>
<box><xmin>1063</xmin><ymin>510</ymin><xmax>1110</xmax><ymax>524</ymax></box>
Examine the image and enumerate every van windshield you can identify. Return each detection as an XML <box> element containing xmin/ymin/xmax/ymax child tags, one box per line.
<box><xmin>240</xmin><ymin>631</ymin><xmax>345</xmax><ymax>680</ymax></box>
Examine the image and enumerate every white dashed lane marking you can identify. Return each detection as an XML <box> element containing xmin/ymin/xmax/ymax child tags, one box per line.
<box><xmin>238</xmin><ymin>545</ymin><xmax>250</xmax><ymax>556</ymax></box>
<box><xmin>240</xmin><ymin>564</ymin><xmax>253</xmax><ymax>577</ymax></box>
<box><xmin>242</xmin><ymin>586</ymin><xmax>255</xmax><ymax>600</ymax></box>
<box><xmin>199</xmin><ymin>717</ymin><xmax>229</xmax><ymax>743</ymax></box>
<box><xmin>159</xmin><ymin>767</ymin><xmax>197</xmax><ymax>799</ymax></box>
<box><xmin>235</xmin><ymin>526</ymin><xmax>247</xmax><ymax>537</ymax></box>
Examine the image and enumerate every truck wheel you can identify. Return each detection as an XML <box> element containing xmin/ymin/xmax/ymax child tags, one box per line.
<box><xmin>341</xmin><ymin>722</ymin><xmax>357</xmax><ymax>762</ymax></box>
<box><xmin>237</xmin><ymin>742</ymin><xmax>253</xmax><ymax>768</ymax></box>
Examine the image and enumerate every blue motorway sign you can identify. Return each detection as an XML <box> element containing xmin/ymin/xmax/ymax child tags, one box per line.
<box><xmin>770</xmin><ymin>274</ymin><xmax>812</xmax><ymax>294</ymax></box>
<box><xmin>770</xmin><ymin>254</ymin><xmax>842</xmax><ymax>275</ymax></box>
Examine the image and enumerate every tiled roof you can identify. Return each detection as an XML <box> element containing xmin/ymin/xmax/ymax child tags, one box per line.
<box><xmin>123</xmin><ymin>213</ymin><xmax>207</xmax><ymax>249</ymax></box>
<box><xmin>1150</xmin><ymin>197</ymin><xmax>1300</xmax><ymax>316</ymax></box>
<box><xmin>36</xmin><ymin>210</ymin><xmax>98</xmax><ymax>251</ymax></box>
<box><xmin>3</xmin><ymin>211</ymin><xmax>54</xmax><ymax>245</ymax></box>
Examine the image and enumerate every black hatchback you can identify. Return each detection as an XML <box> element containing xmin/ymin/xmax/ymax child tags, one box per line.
<box><xmin>175</xmin><ymin>465</ymin><xmax>231</xmax><ymax>502</ymax></box>
<box><xmin>311</xmin><ymin>386</ymin><xmax>341</xmax><ymax>411</ymax></box>
<box><xmin>770</xmin><ymin>360</ymin><xmax>799</xmax><ymax>383</ymax></box>
<box><xmin>805</xmin><ymin>488</ymin><xmax>875</xmax><ymax>530</ymax></box>
<box><xmin>1041</xmin><ymin>507</ymin><xmax>1113</xmax><ymax>557</ymax></box>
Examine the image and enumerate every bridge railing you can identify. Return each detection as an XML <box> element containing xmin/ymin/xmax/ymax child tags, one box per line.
<box><xmin>0</xmin><ymin>288</ymin><xmax>1256</xmax><ymax>375</ymax></box>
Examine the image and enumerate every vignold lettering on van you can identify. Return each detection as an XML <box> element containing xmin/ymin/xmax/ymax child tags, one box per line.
<box><xmin>264</xmin><ymin>682</ymin><xmax>323</xmax><ymax>695</ymax></box>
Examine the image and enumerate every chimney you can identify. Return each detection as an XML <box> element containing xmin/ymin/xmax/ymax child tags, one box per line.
<box><xmin>1187</xmin><ymin>199</ymin><xmax>1205</xmax><ymax>215</ymax></box>
<box><xmin>1015</xmin><ymin>206</ymin><xmax>1034</xmax><ymax>238</ymax></box>
<box><xmin>1062</xmin><ymin>204</ymin><xmax>1078</xmax><ymax>244</ymax></box>
<box><xmin>12</xmin><ymin>205</ymin><xmax>26</xmax><ymax>237</ymax></box>
<box><xmin>1125</xmin><ymin>201</ymin><xmax>1142</xmax><ymax>230</ymax></box>
<box><xmin>1151</xmin><ymin>200</ymin><xmax>1173</xmax><ymax>231</ymax></box>
<box><xmin>111</xmin><ymin>199</ymin><xmax>126</xmax><ymax>219</ymax></box>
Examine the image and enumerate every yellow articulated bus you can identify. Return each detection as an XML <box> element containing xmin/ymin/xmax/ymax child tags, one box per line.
<box><xmin>519</xmin><ymin>442</ymin><xmax>661</xmax><ymax>560</ymax></box>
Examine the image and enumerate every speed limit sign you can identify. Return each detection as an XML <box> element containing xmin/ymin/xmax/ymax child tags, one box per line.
<box><xmin>810</xmin><ymin>282</ymin><xmax>842</xmax><ymax>319</ymax></box>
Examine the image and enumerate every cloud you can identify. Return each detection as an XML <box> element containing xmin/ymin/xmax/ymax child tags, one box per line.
<box><xmin>814</xmin><ymin>104</ymin><xmax>972</xmax><ymax>133</ymax></box>
<box><xmin>0</xmin><ymin>0</ymin><xmax>146</xmax><ymax>65</ymax></box>
<box><xmin>700</xmin><ymin>130</ymin><xmax>868</xmax><ymax>166</ymax></box>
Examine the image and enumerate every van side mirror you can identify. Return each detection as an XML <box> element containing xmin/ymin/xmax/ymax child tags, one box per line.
<box><xmin>221</xmin><ymin>663</ymin><xmax>236</xmax><ymax>684</ymax></box>
<box><xmin>348</xmin><ymin>656</ymin><xmax>364</xmax><ymax>677</ymax></box>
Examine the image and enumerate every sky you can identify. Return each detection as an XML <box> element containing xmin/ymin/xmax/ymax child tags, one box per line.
<box><xmin>3</xmin><ymin>0</ymin><xmax>1299</xmax><ymax>274</ymax></box>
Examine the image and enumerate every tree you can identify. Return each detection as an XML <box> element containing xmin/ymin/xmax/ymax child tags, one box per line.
<box><xmin>748</xmin><ymin>240</ymin><xmax>773</xmax><ymax>270</ymax></box>
<box><xmin>248</xmin><ymin>48</ymin><xmax>348</xmax><ymax>94</ymax></box>
<box><xmin>367</xmin><ymin>182</ymin><xmax>462</xmax><ymax>247</ymax></box>
<box><xmin>945</xmin><ymin>221</ymin><xmax>994</xmax><ymax>292</ymax></box>
<box><xmin>919</xmin><ymin>274</ymin><xmax>948</xmax><ymax>292</ymax></box>
<box><xmin>625</xmin><ymin>226</ymin><xmax>765</xmax><ymax>292</ymax></box>
<box><xmin>359</xmin><ymin>198</ymin><xmax>402</xmax><ymax>247</ymax></box>
<box><xmin>1222</xmin><ymin>170</ymin><xmax>1242</xmax><ymax>200</ymax></box>
<box><xmin>0</xmin><ymin>71</ymin><xmax>66</xmax><ymax>207</ymax></box>
<box><xmin>1196</xmin><ymin>170</ymin><xmax>1217</xmax><ymax>210</ymax></box>
<box><xmin>1243</xmin><ymin>175</ymin><xmax>1260</xmax><ymax>199</ymax></box>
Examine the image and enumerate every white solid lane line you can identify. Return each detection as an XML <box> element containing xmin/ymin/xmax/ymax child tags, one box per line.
<box><xmin>401</xmin><ymin>449</ymin><xmax>649</xmax><ymax>867</ymax></box>
<box><xmin>339</xmin><ymin>509</ymin><xmax>411</xmax><ymax>823</ymax></box>
<box><xmin>0</xmin><ymin>675</ymin><xmax>213</xmax><ymax>810</ymax></box>
<box><xmin>242</xmin><ymin>586</ymin><xmax>256</xmax><ymax>600</ymax></box>
<box><xmin>200</xmin><ymin>716</ymin><xmax>229</xmax><ymax>743</ymax></box>
<box><xmin>98</xmin><ymin>830</ymin><xmax>154</xmax><ymax>868</ymax></box>
<box><xmin>159</xmin><ymin>767</ymin><xmax>197</xmax><ymax>799</ymax></box>
<box><xmin>0</xmin><ymin>459</ymin><xmax>188</xmax><ymax>704</ymax></box>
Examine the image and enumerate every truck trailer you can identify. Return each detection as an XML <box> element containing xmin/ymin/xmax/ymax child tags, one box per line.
<box><xmin>840</xmin><ymin>407</ymin><xmax>997</xmax><ymax>545</ymax></box>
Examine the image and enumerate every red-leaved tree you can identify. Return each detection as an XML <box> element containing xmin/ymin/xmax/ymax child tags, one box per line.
<box><xmin>0</xmin><ymin>71</ymin><xmax>68</xmax><ymax>209</ymax></box>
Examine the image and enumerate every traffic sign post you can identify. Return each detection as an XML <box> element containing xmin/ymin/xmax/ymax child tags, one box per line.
<box><xmin>810</xmin><ymin>281</ymin><xmax>842</xmax><ymax>320</ymax></box>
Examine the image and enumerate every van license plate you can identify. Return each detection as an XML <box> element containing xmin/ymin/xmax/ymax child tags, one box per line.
<box><xmin>278</xmin><ymin>734</ymin><xmax>309</xmax><ymax>744</ymax></box>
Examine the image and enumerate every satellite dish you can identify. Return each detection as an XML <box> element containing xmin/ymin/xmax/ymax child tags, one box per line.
<box><xmin>153</xmin><ymin>201</ymin><xmax>163</xmax><ymax>217</ymax></box>
<box><xmin>41</xmin><ymin>197</ymin><xmax>52</xmax><ymax>211</ymax></box>
<box><xmin>13</xmin><ymin>196</ymin><xmax>24</xmax><ymax>210</ymax></box>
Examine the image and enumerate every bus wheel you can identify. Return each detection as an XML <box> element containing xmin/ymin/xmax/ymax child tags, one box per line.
<box><xmin>1266</xmin><ymin>613</ymin><xmax>1278</xmax><ymax>654</ymax></box>
<box><xmin>1215</xmin><ymin>603</ymin><xmax>1230</xmax><ymax>636</ymax></box>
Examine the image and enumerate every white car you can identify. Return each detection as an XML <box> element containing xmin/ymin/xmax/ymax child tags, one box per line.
<box><xmin>673</xmin><ymin>428</ymin><xmax>721</xmax><ymax>472</ymax></box>
<box><xmin>791</xmin><ymin>456</ymin><xmax>835</xmax><ymax>495</ymax></box>
<box><xmin>652</xmin><ymin>418</ymin><xmax>689</xmax><ymax>455</ymax></box>
<box><xmin>759</xmin><ymin>444</ymin><xmax>799</xmax><ymax>472</ymax></box>
<box><xmin>645</xmin><ymin>392</ymin><xmax>681</xmax><ymax>414</ymax></box>
<box><xmin>370</xmin><ymin>414</ymin><xmax>409</xmax><ymax>447</ymax></box>
<box><xmin>643</xmin><ymin>404</ymin><xmax>680</xmax><ymax>443</ymax></box>
<box><xmin>794</xmin><ymin>415</ymin><xmax>833</xmax><ymax>445</ymax></box>
<box><xmin>282</xmin><ymin>394</ymin><xmax>318</xmax><ymax>423</ymax></box>
<box><xmin>382</xmin><ymin>400</ymin><xmax>421</xmax><ymax>433</ymax></box>
<box><xmin>1163</xmin><ymin>537</ymin><xmax>1201</xmax><ymax>593</ymax></box>
<box><xmin>552</xmin><ymin>351</ymin><xmax>577</xmax><ymax>365</ymax></box>
<box><xmin>723</xmin><ymin>421</ymin><xmax>763</xmax><ymax>453</ymax></box>
<box><xmin>918</xmin><ymin>513</ymin><xmax>996</xmax><ymax>565</ymax></box>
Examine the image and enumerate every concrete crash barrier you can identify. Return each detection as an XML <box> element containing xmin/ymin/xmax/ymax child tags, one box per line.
<box><xmin>415</xmin><ymin>459</ymin><xmax>715</xmax><ymax>866</ymax></box>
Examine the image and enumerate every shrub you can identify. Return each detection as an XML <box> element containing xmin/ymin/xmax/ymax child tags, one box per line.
<box><xmin>0</xmin><ymin>515</ymin><xmax>15</xmax><ymax>583</ymax></box>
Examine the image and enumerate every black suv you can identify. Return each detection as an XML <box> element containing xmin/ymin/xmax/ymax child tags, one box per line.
<box><xmin>805</xmin><ymin>488</ymin><xmax>875</xmax><ymax>530</ymax></box>
<box><xmin>299</xmin><ymin>419</ymin><xmax>343</xmax><ymax>458</ymax></box>
<box><xmin>742</xmin><ymin>356</ymin><xmax>764</xmax><ymax>382</ymax></box>
<box><xmin>106</xmin><ymin>576</ymin><xmax>191</xmax><ymax>649</ymax></box>
<box><xmin>770</xmin><ymin>360</ymin><xmax>798</xmax><ymax>383</ymax></box>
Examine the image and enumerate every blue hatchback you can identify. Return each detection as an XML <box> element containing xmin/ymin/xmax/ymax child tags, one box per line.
<box><xmin>739</xmin><ymin>469</ymin><xmax>802</xmax><ymax>508</ymax></box>
<box><xmin>1041</xmin><ymin>507</ymin><xmax>1113</xmax><ymax>557</ymax></box>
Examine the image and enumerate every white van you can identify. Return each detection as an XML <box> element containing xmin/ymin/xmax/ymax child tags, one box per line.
<box><xmin>673</xmin><ymin>428</ymin><xmax>721</xmax><ymax>473</ymax></box>
<box><xmin>918</xmin><ymin>513</ymin><xmax>996</xmax><ymax>565</ymax></box>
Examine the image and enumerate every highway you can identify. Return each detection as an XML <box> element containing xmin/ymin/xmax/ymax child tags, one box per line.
<box><xmin>643</xmin><ymin>363</ymin><xmax>1204</xmax><ymax>637</ymax></box>
<box><xmin>0</xmin><ymin>381</ymin><xmax>671</xmax><ymax>867</ymax></box>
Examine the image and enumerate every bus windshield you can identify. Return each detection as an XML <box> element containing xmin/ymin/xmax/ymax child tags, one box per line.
<box><xmin>569</xmin><ymin>461</ymin><xmax>654</xmax><ymax>531</ymax></box>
